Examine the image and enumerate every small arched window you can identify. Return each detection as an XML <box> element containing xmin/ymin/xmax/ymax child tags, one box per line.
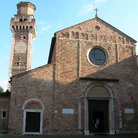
<box><xmin>19</xmin><ymin>18</ymin><xmax>23</xmax><ymax>22</ymax></box>
<box><xmin>23</xmin><ymin>36</ymin><xmax>26</xmax><ymax>39</ymax></box>
<box><xmin>2</xmin><ymin>111</ymin><xmax>7</xmax><ymax>118</ymax></box>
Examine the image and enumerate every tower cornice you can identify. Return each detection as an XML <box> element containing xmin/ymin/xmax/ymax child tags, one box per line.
<box><xmin>17</xmin><ymin>2</ymin><xmax>36</xmax><ymax>11</ymax></box>
<box><xmin>17</xmin><ymin>2</ymin><xmax>36</xmax><ymax>15</ymax></box>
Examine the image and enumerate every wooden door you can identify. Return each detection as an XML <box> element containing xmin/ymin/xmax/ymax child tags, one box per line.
<box><xmin>88</xmin><ymin>100</ymin><xmax>109</xmax><ymax>133</ymax></box>
<box><xmin>25</xmin><ymin>112</ymin><xmax>40</xmax><ymax>132</ymax></box>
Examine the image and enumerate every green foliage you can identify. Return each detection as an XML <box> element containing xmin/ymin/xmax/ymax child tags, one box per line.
<box><xmin>0</xmin><ymin>86</ymin><xmax>4</xmax><ymax>93</ymax></box>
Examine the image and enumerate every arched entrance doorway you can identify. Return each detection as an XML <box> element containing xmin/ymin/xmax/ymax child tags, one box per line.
<box><xmin>22</xmin><ymin>98</ymin><xmax>44</xmax><ymax>135</ymax></box>
<box><xmin>84</xmin><ymin>85</ymin><xmax>115</xmax><ymax>135</ymax></box>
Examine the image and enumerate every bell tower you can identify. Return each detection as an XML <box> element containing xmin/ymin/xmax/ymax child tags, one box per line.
<box><xmin>9</xmin><ymin>2</ymin><xmax>36</xmax><ymax>78</ymax></box>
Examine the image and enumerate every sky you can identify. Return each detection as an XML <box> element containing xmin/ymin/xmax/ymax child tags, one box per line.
<box><xmin>0</xmin><ymin>0</ymin><xmax>138</xmax><ymax>91</ymax></box>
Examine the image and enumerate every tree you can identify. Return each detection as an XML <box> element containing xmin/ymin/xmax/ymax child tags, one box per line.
<box><xmin>0</xmin><ymin>86</ymin><xmax>4</xmax><ymax>93</ymax></box>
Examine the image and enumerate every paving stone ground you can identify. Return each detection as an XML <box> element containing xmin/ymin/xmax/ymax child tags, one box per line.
<box><xmin>0</xmin><ymin>133</ymin><xmax>138</xmax><ymax>138</ymax></box>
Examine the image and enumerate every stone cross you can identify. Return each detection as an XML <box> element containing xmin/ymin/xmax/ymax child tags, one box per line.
<box><xmin>95</xmin><ymin>8</ymin><xmax>98</xmax><ymax>17</ymax></box>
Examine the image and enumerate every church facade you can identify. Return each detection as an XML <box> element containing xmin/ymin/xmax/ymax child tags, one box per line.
<box><xmin>1</xmin><ymin>2</ymin><xmax>138</xmax><ymax>135</ymax></box>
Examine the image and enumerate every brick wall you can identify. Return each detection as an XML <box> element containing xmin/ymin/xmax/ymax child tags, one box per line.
<box><xmin>9</xmin><ymin>64</ymin><xmax>55</xmax><ymax>134</ymax></box>
<box><xmin>0</xmin><ymin>93</ymin><xmax>10</xmax><ymax>133</ymax></box>
<box><xmin>9</xmin><ymin>17</ymin><xmax>138</xmax><ymax>135</ymax></box>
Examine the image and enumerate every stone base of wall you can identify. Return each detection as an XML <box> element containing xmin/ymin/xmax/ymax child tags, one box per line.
<box><xmin>43</xmin><ymin>130</ymin><xmax>83</xmax><ymax>135</ymax></box>
<box><xmin>0</xmin><ymin>130</ymin><xmax>8</xmax><ymax>134</ymax></box>
<box><xmin>118</xmin><ymin>131</ymin><xmax>138</xmax><ymax>134</ymax></box>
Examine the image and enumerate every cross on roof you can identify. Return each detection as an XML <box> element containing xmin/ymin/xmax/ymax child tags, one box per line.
<box><xmin>95</xmin><ymin>8</ymin><xmax>98</xmax><ymax>17</ymax></box>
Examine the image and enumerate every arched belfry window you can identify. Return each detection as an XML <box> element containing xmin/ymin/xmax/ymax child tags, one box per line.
<box><xmin>87</xmin><ymin>86</ymin><xmax>110</xmax><ymax>97</ymax></box>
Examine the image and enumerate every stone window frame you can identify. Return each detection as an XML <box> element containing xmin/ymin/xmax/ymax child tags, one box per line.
<box><xmin>1</xmin><ymin>110</ymin><xmax>7</xmax><ymax>119</ymax></box>
<box><xmin>83</xmin><ymin>84</ymin><xmax>115</xmax><ymax>135</ymax></box>
<box><xmin>23</xmin><ymin>109</ymin><xmax>43</xmax><ymax>135</ymax></box>
<box><xmin>88</xmin><ymin>46</ymin><xmax>108</xmax><ymax>66</ymax></box>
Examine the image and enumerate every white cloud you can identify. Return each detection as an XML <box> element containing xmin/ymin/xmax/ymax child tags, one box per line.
<box><xmin>37</xmin><ymin>20</ymin><xmax>49</xmax><ymax>25</ymax></box>
<box><xmin>0</xmin><ymin>80</ymin><xmax>8</xmax><ymax>91</ymax></box>
<box><xmin>94</xmin><ymin>0</ymin><xmax>107</xmax><ymax>3</ymax></box>
<box><xmin>79</xmin><ymin>4</ymin><xmax>94</xmax><ymax>15</ymax></box>
<box><xmin>37</xmin><ymin>19</ymin><xmax>52</xmax><ymax>34</ymax></box>
<box><xmin>57</xmin><ymin>20</ymin><xmax>64</xmax><ymax>28</ymax></box>
<box><xmin>78</xmin><ymin>0</ymin><xmax>107</xmax><ymax>15</ymax></box>
<box><xmin>36</xmin><ymin>31</ymin><xmax>43</xmax><ymax>35</ymax></box>
<box><xmin>48</xmin><ymin>8</ymin><xmax>55</xmax><ymax>12</ymax></box>
<box><xmin>42</xmin><ymin>25</ymin><xmax>52</xmax><ymax>31</ymax></box>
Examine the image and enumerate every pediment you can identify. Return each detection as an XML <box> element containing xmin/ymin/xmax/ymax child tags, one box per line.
<box><xmin>56</xmin><ymin>17</ymin><xmax>136</xmax><ymax>45</ymax></box>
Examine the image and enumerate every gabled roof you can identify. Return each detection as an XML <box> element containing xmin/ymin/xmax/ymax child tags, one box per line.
<box><xmin>56</xmin><ymin>16</ymin><xmax>136</xmax><ymax>42</ymax></box>
<box><xmin>95</xmin><ymin>17</ymin><xmax>136</xmax><ymax>42</ymax></box>
<box><xmin>10</xmin><ymin>62</ymin><xmax>54</xmax><ymax>79</ymax></box>
<box><xmin>48</xmin><ymin>16</ymin><xmax>137</xmax><ymax>64</ymax></box>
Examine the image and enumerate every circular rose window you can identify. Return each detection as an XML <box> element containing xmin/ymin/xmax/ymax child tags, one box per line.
<box><xmin>89</xmin><ymin>48</ymin><xmax>106</xmax><ymax>65</ymax></box>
